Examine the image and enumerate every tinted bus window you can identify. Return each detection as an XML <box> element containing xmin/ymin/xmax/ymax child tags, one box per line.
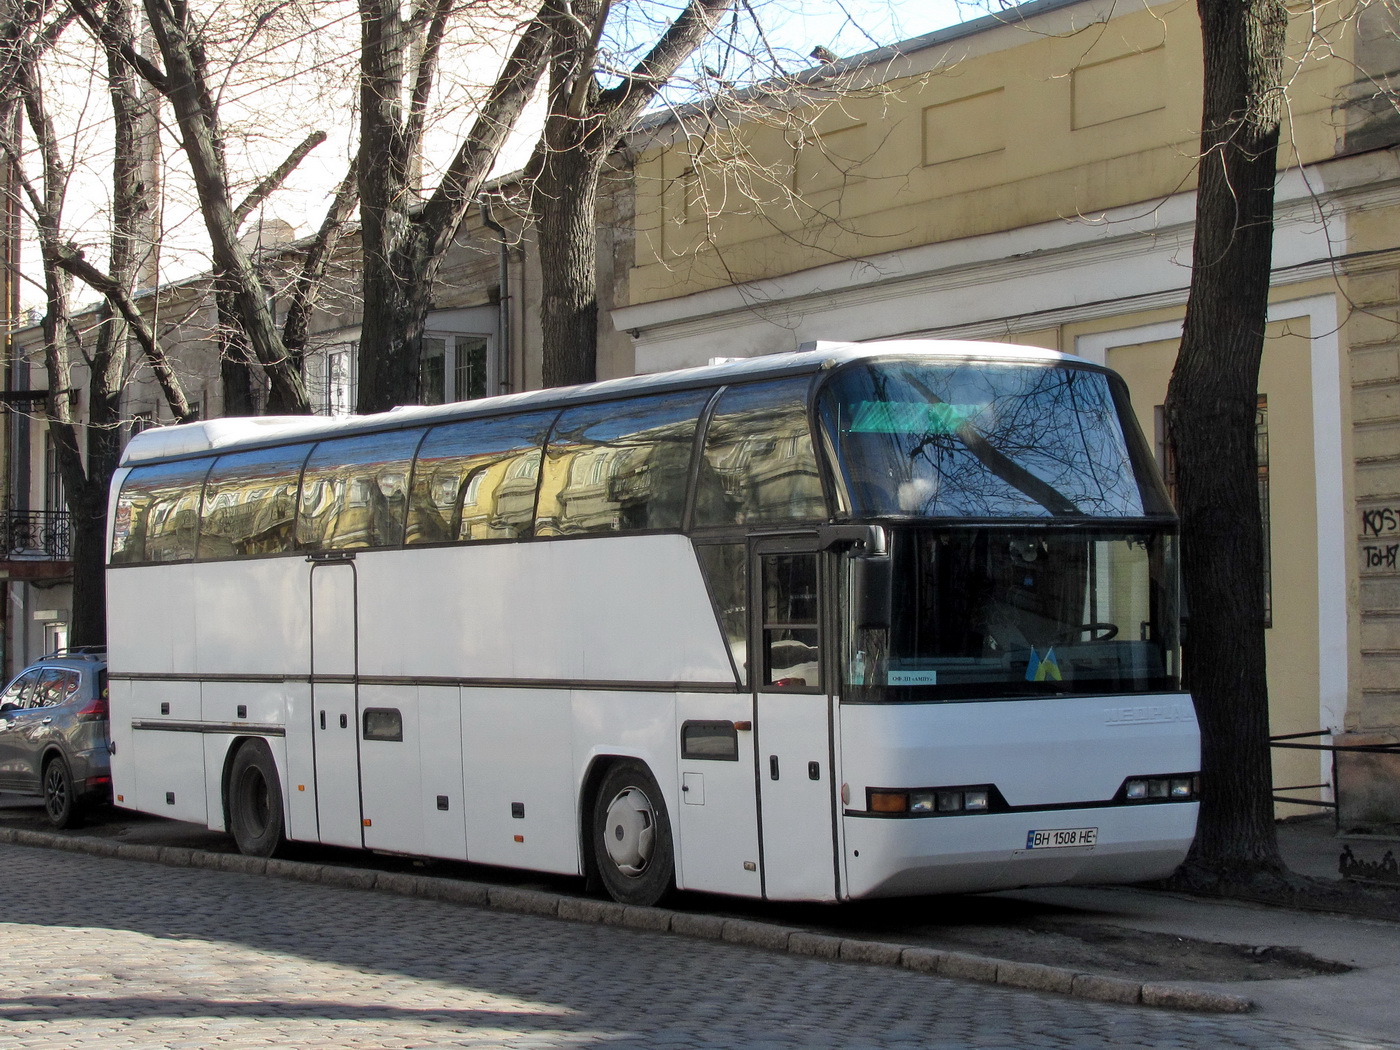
<box><xmin>406</xmin><ymin>412</ymin><xmax>556</xmax><ymax>544</ymax></box>
<box><xmin>198</xmin><ymin>445</ymin><xmax>313</xmax><ymax>558</ymax></box>
<box><xmin>298</xmin><ymin>430</ymin><xmax>423</xmax><ymax>551</ymax></box>
<box><xmin>692</xmin><ymin>379</ymin><xmax>826</xmax><ymax>528</ymax></box>
<box><xmin>536</xmin><ymin>392</ymin><xmax>710</xmax><ymax>536</ymax></box>
<box><xmin>111</xmin><ymin>458</ymin><xmax>213</xmax><ymax>564</ymax></box>
<box><xmin>818</xmin><ymin>359</ymin><xmax>1171</xmax><ymax>519</ymax></box>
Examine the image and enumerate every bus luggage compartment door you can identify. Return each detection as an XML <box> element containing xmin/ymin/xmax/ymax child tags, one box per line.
<box><xmin>752</xmin><ymin>541</ymin><xmax>839</xmax><ymax>902</ymax></box>
<box><xmin>309</xmin><ymin>560</ymin><xmax>363</xmax><ymax>849</ymax></box>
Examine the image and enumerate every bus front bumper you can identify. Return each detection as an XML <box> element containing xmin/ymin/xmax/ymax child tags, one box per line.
<box><xmin>841</xmin><ymin>802</ymin><xmax>1198</xmax><ymax>900</ymax></box>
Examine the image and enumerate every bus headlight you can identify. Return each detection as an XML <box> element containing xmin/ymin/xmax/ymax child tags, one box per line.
<box><xmin>1123</xmin><ymin>775</ymin><xmax>1198</xmax><ymax>802</ymax></box>
<box><xmin>866</xmin><ymin>785</ymin><xmax>998</xmax><ymax>815</ymax></box>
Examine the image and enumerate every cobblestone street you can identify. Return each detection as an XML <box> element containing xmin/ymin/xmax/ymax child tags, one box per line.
<box><xmin>0</xmin><ymin>843</ymin><xmax>1394</xmax><ymax>1049</ymax></box>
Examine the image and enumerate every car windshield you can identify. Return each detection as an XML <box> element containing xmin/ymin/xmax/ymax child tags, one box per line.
<box><xmin>818</xmin><ymin>357</ymin><xmax>1172</xmax><ymax>520</ymax></box>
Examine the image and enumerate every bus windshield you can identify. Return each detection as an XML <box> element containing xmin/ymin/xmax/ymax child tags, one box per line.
<box><xmin>850</xmin><ymin>527</ymin><xmax>1180</xmax><ymax>702</ymax></box>
<box><xmin>818</xmin><ymin>358</ymin><xmax>1172</xmax><ymax>519</ymax></box>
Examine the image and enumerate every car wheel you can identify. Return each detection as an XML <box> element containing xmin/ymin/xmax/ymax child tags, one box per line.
<box><xmin>228</xmin><ymin>741</ymin><xmax>286</xmax><ymax>858</ymax></box>
<box><xmin>590</xmin><ymin>760</ymin><xmax>675</xmax><ymax>907</ymax></box>
<box><xmin>43</xmin><ymin>756</ymin><xmax>81</xmax><ymax>829</ymax></box>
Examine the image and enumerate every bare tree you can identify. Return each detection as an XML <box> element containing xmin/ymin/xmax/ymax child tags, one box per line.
<box><xmin>354</xmin><ymin>0</ymin><xmax>552</xmax><ymax>414</ymax></box>
<box><xmin>528</xmin><ymin>0</ymin><xmax>733</xmax><ymax>388</ymax></box>
<box><xmin>1164</xmin><ymin>0</ymin><xmax>1289</xmax><ymax>883</ymax></box>
<box><xmin>1</xmin><ymin>0</ymin><xmax>197</xmax><ymax>647</ymax></box>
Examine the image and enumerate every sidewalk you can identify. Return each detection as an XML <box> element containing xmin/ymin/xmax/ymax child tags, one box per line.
<box><xmin>985</xmin><ymin>816</ymin><xmax>1400</xmax><ymax>1040</ymax></box>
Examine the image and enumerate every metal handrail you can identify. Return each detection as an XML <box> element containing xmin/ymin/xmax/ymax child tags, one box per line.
<box><xmin>2</xmin><ymin>507</ymin><xmax>72</xmax><ymax>560</ymax></box>
<box><xmin>1270</xmin><ymin>730</ymin><xmax>1400</xmax><ymax>815</ymax></box>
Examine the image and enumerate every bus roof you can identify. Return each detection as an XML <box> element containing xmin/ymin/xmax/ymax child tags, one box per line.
<box><xmin>119</xmin><ymin>339</ymin><xmax>1081</xmax><ymax>465</ymax></box>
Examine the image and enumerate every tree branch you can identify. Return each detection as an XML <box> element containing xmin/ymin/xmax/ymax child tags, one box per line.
<box><xmin>54</xmin><ymin>245</ymin><xmax>197</xmax><ymax>422</ymax></box>
<box><xmin>283</xmin><ymin>168</ymin><xmax>359</xmax><ymax>353</ymax></box>
<box><xmin>417</xmin><ymin>9</ymin><xmax>552</xmax><ymax>244</ymax></box>
<box><xmin>233</xmin><ymin>129</ymin><xmax>328</xmax><ymax>230</ymax></box>
<box><xmin>69</xmin><ymin>0</ymin><xmax>169</xmax><ymax>92</ymax></box>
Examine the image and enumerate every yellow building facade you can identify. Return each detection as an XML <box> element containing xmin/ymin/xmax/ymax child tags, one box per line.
<box><xmin>613</xmin><ymin>0</ymin><xmax>1400</xmax><ymax>824</ymax></box>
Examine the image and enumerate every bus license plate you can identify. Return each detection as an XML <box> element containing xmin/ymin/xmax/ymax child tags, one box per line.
<box><xmin>1026</xmin><ymin>827</ymin><xmax>1098</xmax><ymax>849</ymax></box>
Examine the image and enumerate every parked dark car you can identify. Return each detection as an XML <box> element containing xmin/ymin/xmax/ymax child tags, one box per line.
<box><xmin>0</xmin><ymin>650</ymin><xmax>109</xmax><ymax>827</ymax></box>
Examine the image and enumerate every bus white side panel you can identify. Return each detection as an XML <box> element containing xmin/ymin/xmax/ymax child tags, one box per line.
<box><xmin>673</xmin><ymin>692</ymin><xmax>761</xmax><ymax>897</ymax></box>
<box><xmin>462</xmin><ymin>687</ymin><xmax>577</xmax><ymax>874</ymax></box>
<box><xmin>108</xmin><ymin>566</ymin><xmax>200</xmax><ymax>674</ymax></box>
<box><xmin>108</xmin><ymin>677</ymin><xmax>136</xmax><ymax>805</ymax></box>
<box><xmin>359</xmin><ymin>682</ymin><xmax>422</xmax><ymax>856</ymax></box>
<box><xmin>352</xmin><ymin>536</ymin><xmax>733</xmax><ymax>685</ymax></box>
<box><xmin>125</xmin><ymin>679</ymin><xmax>207</xmax><ymax>824</ymax></box>
<box><xmin>358</xmin><ymin>684</ymin><xmax>469</xmax><ymax>860</ymax></box>
<box><xmin>416</xmin><ymin>685</ymin><xmax>468</xmax><ymax>859</ymax></box>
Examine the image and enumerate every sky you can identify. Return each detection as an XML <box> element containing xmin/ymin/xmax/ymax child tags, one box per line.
<box><xmin>759</xmin><ymin>0</ymin><xmax>981</xmax><ymax>61</ymax></box>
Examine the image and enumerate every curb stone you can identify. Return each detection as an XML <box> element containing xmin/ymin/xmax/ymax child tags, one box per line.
<box><xmin>3</xmin><ymin>829</ymin><xmax>1254</xmax><ymax>1014</ymax></box>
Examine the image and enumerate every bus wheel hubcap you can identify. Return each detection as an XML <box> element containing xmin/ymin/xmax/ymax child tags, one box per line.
<box><xmin>603</xmin><ymin>787</ymin><xmax>654</xmax><ymax>876</ymax></box>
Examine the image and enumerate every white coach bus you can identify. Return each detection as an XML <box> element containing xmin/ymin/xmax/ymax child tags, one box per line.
<box><xmin>105</xmin><ymin>341</ymin><xmax>1198</xmax><ymax>905</ymax></box>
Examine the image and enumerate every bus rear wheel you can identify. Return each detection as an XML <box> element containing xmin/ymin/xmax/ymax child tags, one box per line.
<box><xmin>591</xmin><ymin>760</ymin><xmax>674</xmax><ymax>907</ymax></box>
<box><xmin>228</xmin><ymin>741</ymin><xmax>286</xmax><ymax>858</ymax></box>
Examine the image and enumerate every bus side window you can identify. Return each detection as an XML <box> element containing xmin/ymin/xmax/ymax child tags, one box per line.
<box><xmin>199</xmin><ymin>445</ymin><xmax>313</xmax><ymax>558</ymax></box>
<box><xmin>696</xmin><ymin>542</ymin><xmax>748</xmax><ymax>687</ymax></box>
<box><xmin>111</xmin><ymin>459</ymin><xmax>215</xmax><ymax>565</ymax></box>
<box><xmin>762</xmin><ymin>552</ymin><xmax>821</xmax><ymax>690</ymax></box>
<box><xmin>299</xmin><ymin>429</ymin><xmax>423</xmax><ymax>551</ymax></box>
<box><xmin>406</xmin><ymin>412</ymin><xmax>555</xmax><ymax>545</ymax></box>
<box><xmin>536</xmin><ymin>391</ymin><xmax>708</xmax><ymax>537</ymax></box>
<box><xmin>693</xmin><ymin>379</ymin><xmax>827</xmax><ymax>528</ymax></box>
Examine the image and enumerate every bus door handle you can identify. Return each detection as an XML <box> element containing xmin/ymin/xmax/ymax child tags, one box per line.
<box><xmin>320</xmin><ymin>711</ymin><xmax>326</xmax><ymax>730</ymax></box>
<box><xmin>770</xmin><ymin>755</ymin><xmax>779</xmax><ymax>780</ymax></box>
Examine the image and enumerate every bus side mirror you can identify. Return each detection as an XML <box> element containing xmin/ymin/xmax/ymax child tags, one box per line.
<box><xmin>852</xmin><ymin>555</ymin><xmax>892</xmax><ymax>630</ymax></box>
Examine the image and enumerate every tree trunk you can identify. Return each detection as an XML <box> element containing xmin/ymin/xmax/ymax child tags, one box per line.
<box><xmin>1164</xmin><ymin>0</ymin><xmax>1288</xmax><ymax>879</ymax></box>
<box><xmin>538</xmin><ymin>149</ymin><xmax>602</xmax><ymax>387</ymax></box>
<box><xmin>354</xmin><ymin>4</ymin><xmax>551</xmax><ymax>415</ymax></box>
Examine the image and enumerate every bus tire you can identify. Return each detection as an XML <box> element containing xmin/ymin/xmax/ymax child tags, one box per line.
<box><xmin>228</xmin><ymin>740</ymin><xmax>286</xmax><ymax>858</ymax></box>
<box><xmin>591</xmin><ymin>760</ymin><xmax>675</xmax><ymax>907</ymax></box>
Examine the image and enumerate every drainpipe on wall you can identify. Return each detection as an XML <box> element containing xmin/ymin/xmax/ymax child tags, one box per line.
<box><xmin>479</xmin><ymin>197</ymin><xmax>512</xmax><ymax>395</ymax></box>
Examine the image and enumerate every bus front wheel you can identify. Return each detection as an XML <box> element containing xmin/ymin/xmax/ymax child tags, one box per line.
<box><xmin>228</xmin><ymin>741</ymin><xmax>286</xmax><ymax>858</ymax></box>
<box><xmin>591</xmin><ymin>760</ymin><xmax>675</xmax><ymax>907</ymax></box>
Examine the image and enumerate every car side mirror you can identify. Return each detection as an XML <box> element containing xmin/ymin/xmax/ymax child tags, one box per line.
<box><xmin>0</xmin><ymin>702</ymin><xmax>16</xmax><ymax>715</ymax></box>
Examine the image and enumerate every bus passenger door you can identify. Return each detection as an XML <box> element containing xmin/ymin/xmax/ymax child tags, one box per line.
<box><xmin>752</xmin><ymin>538</ymin><xmax>839</xmax><ymax>901</ymax></box>
<box><xmin>309</xmin><ymin>556</ymin><xmax>363</xmax><ymax>848</ymax></box>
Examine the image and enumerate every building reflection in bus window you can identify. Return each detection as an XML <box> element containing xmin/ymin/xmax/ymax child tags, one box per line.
<box><xmin>693</xmin><ymin>379</ymin><xmax>827</xmax><ymax>528</ymax></box>
<box><xmin>111</xmin><ymin>459</ymin><xmax>214</xmax><ymax>564</ymax></box>
<box><xmin>536</xmin><ymin>391</ymin><xmax>709</xmax><ymax>536</ymax></box>
<box><xmin>406</xmin><ymin>411</ymin><xmax>556</xmax><ymax>543</ymax></box>
<box><xmin>298</xmin><ymin>430</ymin><xmax>423</xmax><ymax>551</ymax></box>
<box><xmin>198</xmin><ymin>445</ymin><xmax>314</xmax><ymax>558</ymax></box>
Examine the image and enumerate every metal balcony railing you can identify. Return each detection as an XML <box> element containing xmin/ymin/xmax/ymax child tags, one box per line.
<box><xmin>2</xmin><ymin>506</ymin><xmax>72</xmax><ymax>560</ymax></box>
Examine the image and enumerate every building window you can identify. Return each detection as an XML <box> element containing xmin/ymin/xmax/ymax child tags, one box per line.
<box><xmin>310</xmin><ymin>344</ymin><xmax>356</xmax><ymax>417</ymax></box>
<box><xmin>44</xmin><ymin>433</ymin><xmax>66</xmax><ymax>515</ymax></box>
<box><xmin>421</xmin><ymin>334</ymin><xmax>488</xmax><ymax>405</ymax></box>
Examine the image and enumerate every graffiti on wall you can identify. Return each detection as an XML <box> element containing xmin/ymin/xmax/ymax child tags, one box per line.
<box><xmin>1361</xmin><ymin>506</ymin><xmax>1400</xmax><ymax>571</ymax></box>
